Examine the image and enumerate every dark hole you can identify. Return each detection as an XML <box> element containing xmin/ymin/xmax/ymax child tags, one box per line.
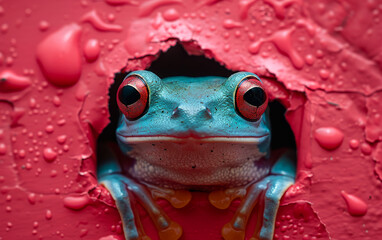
<box><xmin>119</xmin><ymin>85</ymin><xmax>141</xmax><ymax>105</ymax></box>
<box><xmin>243</xmin><ymin>87</ymin><xmax>266</xmax><ymax>107</ymax></box>
<box><xmin>147</xmin><ymin>43</ymin><xmax>235</xmax><ymax>78</ymax></box>
<box><xmin>269</xmin><ymin>101</ymin><xmax>296</xmax><ymax>150</ymax></box>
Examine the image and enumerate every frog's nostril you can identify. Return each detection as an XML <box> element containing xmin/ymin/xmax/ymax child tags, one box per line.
<box><xmin>204</xmin><ymin>107</ymin><xmax>212</xmax><ymax>119</ymax></box>
<box><xmin>171</xmin><ymin>106</ymin><xmax>180</xmax><ymax>119</ymax></box>
<box><xmin>171</xmin><ymin>105</ymin><xmax>212</xmax><ymax>121</ymax></box>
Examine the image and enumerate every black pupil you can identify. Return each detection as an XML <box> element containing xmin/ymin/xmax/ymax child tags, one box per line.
<box><xmin>243</xmin><ymin>87</ymin><xmax>266</xmax><ymax>107</ymax></box>
<box><xmin>119</xmin><ymin>85</ymin><xmax>141</xmax><ymax>105</ymax></box>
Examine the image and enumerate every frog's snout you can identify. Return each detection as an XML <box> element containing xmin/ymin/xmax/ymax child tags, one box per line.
<box><xmin>171</xmin><ymin>104</ymin><xmax>213</xmax><ymax>121</ymax></box>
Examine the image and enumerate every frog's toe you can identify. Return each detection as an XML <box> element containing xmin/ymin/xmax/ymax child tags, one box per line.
<box><xmin>258</xmin><ymin>176</ymin><xmax>294</xmax><ymax>240</ymax></box>
<box><xmin>100</xmin><ymin>175</ymin><xmax>141</xmax><ymax>240</ymax></box>
<box><xmin>219</xmin><ymin>183</ymin><xmax>264</xmax><ymax>240</ymax></box>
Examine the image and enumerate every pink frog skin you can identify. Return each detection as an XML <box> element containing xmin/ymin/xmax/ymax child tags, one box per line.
<box><xmin>98</xmin><ymin>71</ymin><xmax>296</xmax><ymax>240</ymax></box>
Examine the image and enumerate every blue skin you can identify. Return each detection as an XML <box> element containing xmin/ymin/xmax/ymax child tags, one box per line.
<box><xmin>98</xmin><ymin>71</ymin><xmax>296</xmax><ymax>240</ymax></box>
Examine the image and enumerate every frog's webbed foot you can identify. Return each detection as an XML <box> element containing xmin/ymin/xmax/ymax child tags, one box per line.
<box><xmin>100</xmin><ymin>174</ymin><xmax>191</xmax><ymax>240</ymax></box>
<box><xmin>209</xmin><ymin>151</ymin><xmax>296</xmax><ymax>240</ymax></box>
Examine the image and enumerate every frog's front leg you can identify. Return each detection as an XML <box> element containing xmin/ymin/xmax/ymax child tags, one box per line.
<box><xmin>209</xmin><ymin>150</ymin><xmax>296</xmax><ymax>240</ymax></box>
<box><xmin>98</xmin><ymin>143</ymin><xmax>186</xmax><ymax>240</ymax></box>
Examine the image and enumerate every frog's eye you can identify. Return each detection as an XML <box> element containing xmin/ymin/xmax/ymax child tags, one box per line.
<box><xmin>117</xmin><ymin>75</ymin><xmax>149</xmax><ymax>120</ymax></box>
<box><xmin>235</xmin><ymin>77</ymin><xmax>268</xmax><ymax>121</ymax></box>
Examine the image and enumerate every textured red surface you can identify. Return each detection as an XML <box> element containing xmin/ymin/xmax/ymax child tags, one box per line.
<box><xmin>0</xmin><ymin>0</ymin><xmax>381</xmax><ymax>239</ymax></box>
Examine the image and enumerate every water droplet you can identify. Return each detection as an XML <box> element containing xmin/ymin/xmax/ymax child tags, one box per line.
<box><xmin>163</xmin><ymin>8</ymin><xmax>179</xmax><ymax>21</ymax></box>
<box><xmin>305</xmin><ymin>54</ymin><xmax>315</xmax><ymax>65</ymax></box>
<box><xmin>0</xmin><ymin>70</ymin><xmax>31</xmax><ymax>92</ymax></box>
<box><xmin>5</xmin><ymin>206</ymin><xmax>12</xmax><ymax>212</ymax></box>
<box><xmin>36</xmin><ymin>23</ymin><xmax>83</xmax><ymax>87</ymax></box>
<box><xmin>6</xmin><ymin>194</ymin><xmax>12</xmax><ymax>202</ymax></box>
<box><xmin>80</xmin><ymin>229</ymin><xmax>88</xmax><ymax>237</ymax></box>
<box><xmin>0</xmin><ymin>143</ymin><xmax>6</xmax><ymax>155</ymax></box>
<box><xmin>81</xmin><ymin>10</ymin><xmax>122</xmax><ymax>32</ymax></box>
<box><xmin>28</xmin><ymin>193</ymin><xmax>36</xmax><ymax>204</ymax></box>
<box><xmin>39</xmin><ymin>21</ymin><xmax>50</xmax><ymax>31</ymax></box>
<box><xmin>45</xmin><ymin>209</ymin><xmax>53</xmax><ymax>220</ymax></box>
<box><xmin>271</xmin><ymin>28</ymin><xmax>304</xmax><ymax>69</ymax></box>
<box><xmin>25</xmin><ymin>163</ymin><xmax>32</xmax><ymax>170</ymax></box>
<box><xmin>319</xmin><ymin>69</ymin><xmax>329</xmax><ymax>80</ymax></box>
<box><xmin>316</xmin><ymin>49</ymin><xmax>324</xmax><ymax>58</ymax></box>
<box><xmin>1</xmin><ymin>23</ymin><xmax>9</xmax><ymax>34</ymax></box>
<box><xmin>314</xmin><ymin>127</ymin><xmax>344</xmax><ymax>150</ymax></box>
<box><xmin>341</xmin><ymin>191</ymin><xmax>367</xmax><ymax>216</ymax></box>
<box><xmin>248</xmin><ymin>41</ymin><xmax>263</xmax><ymax>54</ymax></box>
<box><xmin>63</xmin><ymin>195</ymin><xmax>90</xmax><ymax>210</ymax></box>
<box><xmin>57</xmin><ymin>135</ymin><xmax>67</xmax><ymax>144</ymax></box>
<box><xmin>45</xmin><ymin>125</ymin><xmax>54</xmax><ymax>133</ymax></box>
<box><xmin>63</xmin><ymin>145</ymin><xmax>69</xmax><ymax>152</ymax></box>
<box><xmin>223</xmin><ymin>19</ymin><xmax>242</xmax><ymax>29</ymax></box>
<box><xmin>18</xmin><ymin>149</ymin><xmax>26</xmax><ymax>158</ymax></box>
<box><xmin>50</xmin><ymin>170</ymin><xmax>57</xmax><ymax>177</ymax></box>
<box><xmin>43</xmin><ymin>148</ymin><xmax>57</xmax><ymax>162</ymax></box>
<box><xmin>361</xmin><ymin>143</ymin><xmax>372</xmax><ymax>155</ymax></box>
<box><xmin>349</xmin><ymin>139</ymin><xmax>359</xmax><ymax>149</ymax></box>
<box><xmin>57</xmin><ymin>119</ymin><xmax>66</xmax><ymax>126</ymax></box>
<box><xmin>33</xmin><ymin>221</ymin><xmax>39</xmax><ymax>228</ymax></box>
<box><xmin>52</xmin><ymin>96</ymin><xmax>61</xmax><ymax>107</ymax></box>
<box><xmin>83</xmin><ymin>39</ymin><xmax>100</xmax><ymax>62</ymax></box>
<box><xmin>224</xmin><ymin>44</ymin><xmax>230</xmax><ymax>52</ymax></box>
<box><xmin>29</xmin><ymin>98</ymin><xmax>37</xmax><ymax>109</ymax></box>
<box><xmin>107</xmin><ymin>13</ymin><xmax>116</xmax><ymax>22</ymax></box>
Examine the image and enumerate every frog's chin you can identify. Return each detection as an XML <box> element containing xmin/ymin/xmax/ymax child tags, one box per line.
<box><xmin>117</xmin><ymin>134</ymin><xmax>270</xmax><ymax>144</ymax></box>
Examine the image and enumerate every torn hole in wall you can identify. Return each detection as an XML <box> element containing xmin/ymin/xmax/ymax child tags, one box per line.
<box><xmin>94</xmin><ymin>40</ymin><xmax>301</xmax><ymax>238</ymax></box>
<box><xmin>98</xmin><ymin>42</ymin><xmax>297</xmax><ymax>155</ymax></box>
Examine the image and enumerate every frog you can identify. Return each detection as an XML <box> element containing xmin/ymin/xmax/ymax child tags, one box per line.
<box><xmin>98</xmin><ymin>70</ymin><xmax>296</xmax><ymax>240</ymax></box>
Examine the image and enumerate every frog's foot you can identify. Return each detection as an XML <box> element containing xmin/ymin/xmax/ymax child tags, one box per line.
<box><xmin>100</xmin><ymin>174</ymin><xmax>191</xmax><ymax>240</ymax></box>
<box><xmin>209</xmin><ymin>152</ymin><xmax>296</xmax><ymax>240</ymax></box>
<box><xmin>146</xmin><ymin>183</ymin><xmax>192</xmax><ymax>209</ymax></box>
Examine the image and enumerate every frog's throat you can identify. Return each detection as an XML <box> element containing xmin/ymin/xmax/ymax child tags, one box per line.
<box><xmin>116</xmin><ymin>135</ymin><xmax>270</xmax><ymax>144</ymax></box>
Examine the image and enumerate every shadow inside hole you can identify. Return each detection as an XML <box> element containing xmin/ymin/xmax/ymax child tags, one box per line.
<box><xmin>269</xmin><ymin>101</ymin><xmax>296</xmax><ymax>150</ymax></box>
<box><xmin>97</xmin><ymin>42</ymin><xmax>296</xmax><ymax>160</ymax></box>
<box><xmin>147</xmin><ymin>43</ymin><xmax>235</xmax><ymax>78</ymax></box>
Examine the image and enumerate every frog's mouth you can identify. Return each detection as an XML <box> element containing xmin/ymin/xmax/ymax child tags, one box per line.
<box><xmin>117</xmin><ymin>133</ymin><xmax>270</xmax><ymax>144</ymax></box>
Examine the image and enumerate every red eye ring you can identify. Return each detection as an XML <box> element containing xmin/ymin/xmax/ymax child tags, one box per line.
<box><xmin>235</xmin><ymin>77</ymin><xmax>268</xmax><ymax>121</ymax></box>
<box><xmin>116</xmin><ymin>75</ymin><xmax>149</xmax><ymax>120</ymax></box>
